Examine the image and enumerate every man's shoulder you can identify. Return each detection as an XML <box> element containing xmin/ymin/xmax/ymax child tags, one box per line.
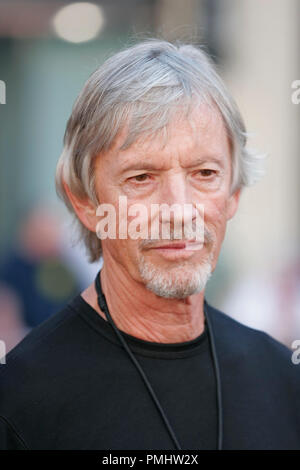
<box><xmin>0</xmin><ymin>297</ymin><xmax>80</xmax><ymax>383</ymax></box>
<box><xmin>205</xmin><ymin>300</ymin><xmax>299</xmax><ymax>383</ymax></box>
<box><xmin>206</xmin><ymin>299</ymin><xmax>289</xmax><ymax>346</ymax></box>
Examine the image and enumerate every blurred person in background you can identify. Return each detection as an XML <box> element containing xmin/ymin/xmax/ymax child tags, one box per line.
<box><xmin>0</xmin><ymin>204</ymin><xmax>83</xmax><ymax>349</ymax></box>
<box><xmin>0</xmin><ymin>284</ymin><xmax>29</xmax><ymax>353</ymax></box>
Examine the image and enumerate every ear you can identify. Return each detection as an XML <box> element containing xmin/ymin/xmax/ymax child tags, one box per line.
<box><xmin>225</xmin><ymin>188</ymin><xmax>241</xmax><ymax>221</ymax></box>
<box><xmin>63</xmin><ymin>180</ymin><xmax>98</xmax><ymax>233</ymax></box>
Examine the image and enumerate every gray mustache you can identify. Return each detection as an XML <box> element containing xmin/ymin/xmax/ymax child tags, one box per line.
<box><xmin>140</xmin><ymin>225</ymin><xmax>214</xmax><ymax>247</ymax></box>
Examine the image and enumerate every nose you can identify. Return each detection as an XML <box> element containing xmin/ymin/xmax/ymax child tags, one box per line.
<box><xmin>161</xmin><ymin>172</ymin><xmax>188</xmax><ymax>206</ymax></box>
<box><xmin>158</xmin><ymin>172</ymin><xmax>199</xmax><ymax>232</ymax></box>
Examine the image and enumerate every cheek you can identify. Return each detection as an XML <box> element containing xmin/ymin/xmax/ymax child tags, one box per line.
<box><xmin>202</xmin><ymin>197</ymin><xmax>229</xmax><ymax>240</ymax></box>
<box><xmin>102</xmin><ymin>237</ymin><xmax>140</xmax><ymax>271</ymax></box>
<box><xmin>97</xmin><ymin>183</ymin><xmax>120</xmax><ymax>205</ymax></box>
<box><xmin>100</xmin><ymin>199</ymin><xmax>150</xmax><ymax>259</ymax></box>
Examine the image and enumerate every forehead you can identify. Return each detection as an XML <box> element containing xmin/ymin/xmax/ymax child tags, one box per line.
<box><xmin>97</xmin><ymin>102</ymin><xmax>231</xmax><ymax>171</ymax></box>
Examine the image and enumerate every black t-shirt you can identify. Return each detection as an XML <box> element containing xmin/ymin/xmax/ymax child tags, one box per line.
<box><xmin>0</xmin><ymin>293</ymin><xmax>217</xmax><ymax>450</ymax></box>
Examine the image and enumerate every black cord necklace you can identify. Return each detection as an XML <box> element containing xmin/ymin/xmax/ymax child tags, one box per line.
<box><xmin>95</xmin><ymin>270</ymin><xmax>223</xmax><ymax>450</ymax></box>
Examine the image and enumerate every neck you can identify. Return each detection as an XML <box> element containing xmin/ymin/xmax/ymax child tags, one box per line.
<box><xmin>81</xmin><ymin>258</ymin><xmax>206</xmax><ymax>344</ymax></box>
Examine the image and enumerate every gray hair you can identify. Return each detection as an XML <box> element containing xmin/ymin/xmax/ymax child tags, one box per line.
<box><xmin>55</xmin><ymin>39</ymin><xmax>264</xmax><ymax>263</ymax></box>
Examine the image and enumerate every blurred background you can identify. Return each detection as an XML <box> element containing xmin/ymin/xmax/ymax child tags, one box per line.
<box><xmin>0</xmin><ymin>0</ymin><xmax>299</xmax><ymax>353</ymax></box>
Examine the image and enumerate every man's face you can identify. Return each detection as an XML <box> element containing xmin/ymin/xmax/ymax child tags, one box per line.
<box><xmin>94</xmin><ymin>103</ymin><xmax>240</xmax><ymax>298</ymax></box>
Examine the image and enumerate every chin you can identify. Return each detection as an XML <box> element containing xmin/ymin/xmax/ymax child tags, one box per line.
<box><xmin>138</xmin><ymin>254</ymin><xmax>213</xmax><ymax>299</ymax></box>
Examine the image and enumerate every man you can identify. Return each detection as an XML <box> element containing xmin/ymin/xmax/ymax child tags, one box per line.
<box><xmin>0</xmin><ymin>40</ymin><xmax>299</xmax><ymax>450</ymax></box>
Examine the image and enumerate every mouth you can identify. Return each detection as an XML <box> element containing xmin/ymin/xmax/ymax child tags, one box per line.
<box><xmin>153</xmin><ymin>243</ymin><xmax>186</xmax><ymax>249</ymax></box>
<box><xmin>148</xmin><ymin>240</ymin><xmax>203</xmax><ymax>249</ymax></box>
<box><xmin>145</xmin><ymin>240</ymin><xmax>204</xmax><ymax>259</ymax></box>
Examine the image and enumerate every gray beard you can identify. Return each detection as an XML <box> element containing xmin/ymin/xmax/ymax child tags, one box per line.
<box><xmin>138</xmin><ymin>253</ymin><xmax>213</xmax><ymax>299</ymax></box>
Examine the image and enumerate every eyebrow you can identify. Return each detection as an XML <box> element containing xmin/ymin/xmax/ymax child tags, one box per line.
<box><xmin>120</xmin><ymin>161</ymin><xmax>164</xmax><ymax>173</ymax></box>
<box><xmin>119</xmin><ymin>155</ymin><xmax>226</xmax><ymax>173</ymax></box>
<box><xmin>186</xmin><ymin>156</ymin><xmax>226</xmax><ymax>169</ymax></box>
<box><xmin>183</xmin><ymin>156</ymin><xmax>226</xmax><ymax>169</ymax></box>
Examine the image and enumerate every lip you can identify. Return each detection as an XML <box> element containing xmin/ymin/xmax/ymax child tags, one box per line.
<box><xmin>149</xmin><ymin>240</ymin><xmax>203</xmax><ymax>250</ymax></box>
<box><xmin>147</xmin><ymin>240</ymin><xmax>204</xmax><ymax>260</ymax></box>
<box><xmin>152</xmin><ymin>242</ymin><xmax>187</xmax><ymax>249</ymax></box>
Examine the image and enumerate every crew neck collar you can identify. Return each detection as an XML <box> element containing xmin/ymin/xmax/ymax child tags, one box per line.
<box><xmin>69</xmin><ymin>294</ymin><xmax>209</xmax><ymax>359</ymax></box>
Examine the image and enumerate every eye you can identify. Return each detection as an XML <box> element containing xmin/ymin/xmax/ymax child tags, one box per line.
<box><xmin>129</xmin><ymin>173</ymin><xmax>150</xmax><ymax>182</ymax></box>
<box><xmin>197</xmin><ymin>169</ymin><xmax>216</xmax><ymax>177</ymax></box>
